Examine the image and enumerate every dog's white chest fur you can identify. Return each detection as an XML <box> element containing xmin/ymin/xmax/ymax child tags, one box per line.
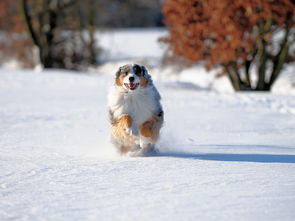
<box><xmin>108</xmin><ymin>86</ymin><xmax>161</xmax><ymax>125</ymax></box>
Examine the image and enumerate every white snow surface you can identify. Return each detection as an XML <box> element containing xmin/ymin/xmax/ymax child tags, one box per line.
<box><xmin>1</xmin><ymin>68</ymin><xmax>295</xmax><ymax>221</ymax></box>
<box><xmin>97</xmin><ymin>28</ymin><xmax>167</xmax><ymax>61</ymax></box>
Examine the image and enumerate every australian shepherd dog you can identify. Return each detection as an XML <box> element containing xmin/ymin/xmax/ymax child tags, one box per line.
<box><xmin>108</xmin><ymin>64</ymin><xmax>164</xmax><ymax>156</ymax></box>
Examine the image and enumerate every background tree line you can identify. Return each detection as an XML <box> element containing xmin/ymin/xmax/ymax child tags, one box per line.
<box><xmin>0</xmin><ymin>0</ymin><xmax>163</xmax><ymax>69</ymax></box>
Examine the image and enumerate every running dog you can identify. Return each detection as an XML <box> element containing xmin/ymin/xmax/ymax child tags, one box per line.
<box><xmin>108</xmin><ymin>64</ymin><xmax>163</xmax><ymax>156</ymax></box>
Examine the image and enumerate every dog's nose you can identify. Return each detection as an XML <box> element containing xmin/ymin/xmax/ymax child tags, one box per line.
<box><xmin>129</xmin><ymin>76</ymin><xmax>135</xmax><ymax>82</ymax></box>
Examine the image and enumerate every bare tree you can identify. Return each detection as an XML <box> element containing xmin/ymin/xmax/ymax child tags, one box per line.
<box><xmin>20</xmin><ymin>0</ymin><xmax>99</xmax><ymax>69</ymax></box>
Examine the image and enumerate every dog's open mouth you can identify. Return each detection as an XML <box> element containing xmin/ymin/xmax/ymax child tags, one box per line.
<box><xmin>124</xmin><ymin>83</ymin><xmax>139</xmax><ymax>90</ymax></box>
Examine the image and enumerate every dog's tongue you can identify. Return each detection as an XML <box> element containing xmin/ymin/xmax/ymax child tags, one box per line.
<box><xmin>124</xmin><ymin>83</ymin><xmax>138</xmax><ymax>90</ymax></box>
<box><xmin>129</xmin><ymin>83</ymin><xmax>136</xmax><ymax>89</ymax></box>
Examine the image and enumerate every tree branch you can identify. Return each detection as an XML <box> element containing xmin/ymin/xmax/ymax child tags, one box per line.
<box><xmin>224</xmin><ymin>63</ymin><xmax>241</xmax><ymax>91</ymax></box>
<box><xmin>255</xmin><ymin>22</ymin><xmax>269</xmax><ymax>90</ymax></box>
<box><xmin>268</xmin><ymin>24</ymin><xmax>291</xmax><ymax>87</ymax></box>
<box><xmin>20</xmin><ymin>0</ymin><xmax>40</xmax><ymax>47</ymax></box>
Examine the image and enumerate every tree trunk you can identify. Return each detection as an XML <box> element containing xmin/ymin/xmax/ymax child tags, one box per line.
<box><xmin>225</xmin><ymin>64</ymin><xmax>241</xmax><ymax>91</ymax></box>
<box><xmin>20</xmin><ymin>0</ymin><xmax>43</xmax><ymax>67</ymax></box>
<box><xmin>225</xmin><ymin>63</ymin><xmax>255</xmax><ymax>91</ymax></box>
<box><xmin>87</xmin><ymin>0</ymin><xmax>97</xmax><ymax>65</ymax></box>
<box><xmin>255</xmin><ymin>20</ymin><xmax>274</xmax><ymax>91</ymax></box>
<box><xmin>20</xmin><ymin>0</ymin><xmax>59</xmax><ymax>68</ymax></box>
<box><xmin>256</xmin><ymin>35</ymin><xmax>268</xmax><ymax>90</ymax></box>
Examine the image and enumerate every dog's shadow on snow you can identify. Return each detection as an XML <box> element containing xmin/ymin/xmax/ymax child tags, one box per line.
<box><xmin>154</xmin><ymin>152</ymin><xmax>295</xmax><ymax>163</ymax></box>
<box><xmin>153</xmin><ymin>145</ymin><xmax>295</xmax><ymax>163</ymax></box>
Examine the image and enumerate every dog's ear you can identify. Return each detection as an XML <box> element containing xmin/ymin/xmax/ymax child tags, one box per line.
<box><xmin>115</xmin><ymin>67</ymin><xmax>121</xmax><ymax>78</ymax></box>
<box><xmin>132</xmin><ymin>64</ymin><xmax>142</xmax><ymax>76</ymax></box>
<box><xmin>141</xmin><ymin>65</ymin><xmax>152</xmax><ymax>84</ymax></box>
<box><xmin>141</xmin><ymin>65</ymin><xmax>147</xmax><ymax>76</ymax></box>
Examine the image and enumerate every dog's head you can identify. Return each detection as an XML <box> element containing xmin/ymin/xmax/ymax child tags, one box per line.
<box><xmin>115</xmin><ymin>64</ymin><xmax>150</xmax><ymax>91</ymax></box>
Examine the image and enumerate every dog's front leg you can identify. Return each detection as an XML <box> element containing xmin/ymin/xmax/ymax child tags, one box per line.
<box><xmin>125</xmin><ymin>124</ymin><xmax>139</xmax><ymax>136</ymax></box>
<box><xmin>111</xmin><ymin>114</ymin><xmax>132</xmax><ymax>139</ymax></box>
<box><xmin>139</xmin><ymin>120</ymin><xmax>155</xmax><ymax>149</ymax></box>
<box><xmin>114</xmin><ymin>114</ymin><xmax>138</xmax><ymax>137</ymax></box>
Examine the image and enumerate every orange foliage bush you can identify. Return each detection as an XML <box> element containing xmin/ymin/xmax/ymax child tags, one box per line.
<box><xmin>162</xmin><ymin>0</ymin><xmax>295</xmax><ymax>91</ymax></box>
<box><xmin>0</xmin><ymin>1</ymin><xmax>34</xmax><ymax>67</ymax></box>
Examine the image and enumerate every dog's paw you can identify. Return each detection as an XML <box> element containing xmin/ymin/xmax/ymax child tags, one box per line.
<box><xmin>124</xmin><ymin>127</ymin><xmax>132</xmax><ymax>136</ymax></box>
<box><xmin>125</xmin><ymin>126</ymin><xmax>139</xmax><ymax>136</ymax></box>
<box><xmin>139</xmin><ymin>136</ymin><xmax>153</xmax><ymax>148</ymax></box>
<box><xmin>129</xmin><ymin>145</ymin><xmax>155</xmax><ymax>157</ymax></box>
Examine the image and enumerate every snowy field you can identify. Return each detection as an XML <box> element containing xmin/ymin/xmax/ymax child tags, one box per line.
<box><xmin>97</xmin><ymin>28</ymin><xmax>167</xmax><ymax>61</ymax></box>
<box><xmin>1</xmin><ymin>68</ymin><xmax>295</xmax><ymax>221</ymax></box>
<box><xmin>1</xmin><ymin>28</ymin><xmax>295</xmax><ymax>220</ymax></box>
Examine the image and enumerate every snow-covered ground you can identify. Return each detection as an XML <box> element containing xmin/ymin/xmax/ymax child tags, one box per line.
<box><xmin>1</xmin><ymin>68</ymin><xmax>295</xmax><ymax>221</ymax></box>
<box><xmin>1</xmin><ymin>27</ymin><xmax>295</xmax><ymax>220</ymax></box>
<box><xmin>97</xmin><ymin>28</ymin><xmax>167</xmax><ymax>61</ymax></box>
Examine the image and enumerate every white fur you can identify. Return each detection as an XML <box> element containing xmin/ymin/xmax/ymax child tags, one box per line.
<box><xmin>139</xmin><ymin>136</ymin><xmax>153</xmax><ymax>148</ymax></box>
<box><xmin>108</xmin><ymin>78</ymin><xmax>162</xmax><ymax>127</ymax></box>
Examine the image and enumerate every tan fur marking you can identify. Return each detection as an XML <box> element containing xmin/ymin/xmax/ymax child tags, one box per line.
<box><xmin>140</xmin><ymin>121</ymin><xmax>154</xmax><ymax>138</ymax></box>
<box><xmin>116</xmin><ymin>75</ymin><xmax>125</xmax><ymax>86</ymax></box>
<box><xmin>119</xmin><ymin>145</ymin><xmax>132</xmax><ymax>154</ymax></box>
<box><xmin>139</xmin><ymin>114</ymin><xmax>162</xmax><ymax>142</ymax></box>
<box><xmin>120</xmin><ymin>114</ymin><xmax>132</xmax><ymax>128</ymax></box>
<box><xmin>111</xmin><ymin>114</ymin><xmax>133</xmax><ymax>139</ymax></box>
<box><xmin>121</xmin><ymin>65</ymin><xmax>131</xmax><ymax>73</ymax></box>
<box><xmin>140</xmin><ymin>76</ymin><xmax>148</xmax><ymax>87</ymax></box>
